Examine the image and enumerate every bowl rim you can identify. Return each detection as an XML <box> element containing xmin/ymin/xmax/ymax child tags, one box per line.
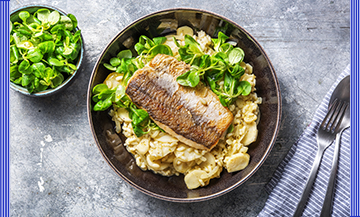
<box><xmin>87</xmin><ymin>7</ymin><xmax>282</xmax><ymax>202</ymax></box>
<box><xmin>10</xmin><ymin>4</ymin><xmax>84</xmax><ymax>97</ymax></box>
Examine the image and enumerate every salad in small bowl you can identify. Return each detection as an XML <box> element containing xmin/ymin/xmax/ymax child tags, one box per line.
<box><xmin>10</xmin><ymin>4</ymin><xmax>84</xmax><ymax>97</ymax></box>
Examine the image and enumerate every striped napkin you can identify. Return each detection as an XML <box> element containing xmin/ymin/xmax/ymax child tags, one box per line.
<box><xmin>258</xmin><ymin>65</ymin><xmax>350</xmax><ymax>217</ymax></box>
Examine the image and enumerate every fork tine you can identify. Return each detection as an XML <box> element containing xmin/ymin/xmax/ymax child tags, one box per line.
<box><xmin>327</xmin><ymin>100</ymin><xmax>344</xmax><ymax>131</ymax></box>
<box><xmin>320</xmin><ymin>99</ymin><xmax>339</xmax><ymax>130</ymax></box>
<box><xmin>332</xmin><ymin>102</ymin><xmax>349</xmax><ymax>132</ymax></box>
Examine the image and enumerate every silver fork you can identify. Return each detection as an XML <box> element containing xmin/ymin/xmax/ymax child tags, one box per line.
<box><xmin>293</xmin><ymin>99</ymin><xmax>347</xmax><ymax>217</ymax></box>
<box><xmin>320</xmin><ymin>102</ymin><xmax>350</xmax><ymax>217</ymax></box>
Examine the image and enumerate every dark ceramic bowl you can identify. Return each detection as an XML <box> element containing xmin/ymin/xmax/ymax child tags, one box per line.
<box><xmin>10</xmin><ymin>4</ymin><xmax>84</xmax><ymax>97</ymax></box>
<box><xmin>87</xmin><ymin>8</ymin><xmax>281</xmax><ymax>202</ymax></box>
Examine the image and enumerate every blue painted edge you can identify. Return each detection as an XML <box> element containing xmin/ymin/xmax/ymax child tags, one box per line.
<box><xmin>351</xmin><ymin>0</ymin><xmax>360</xmax><ymax>216</ymax></box>
<box><xmin>0</xmin><ymin>1</ymin><xmax>357</xmax><ymax>217</ymax></box>
<box><xmin>0</xmin><ymin>1</ymin><xmax>10</xmax><ymax>217</ymax></box>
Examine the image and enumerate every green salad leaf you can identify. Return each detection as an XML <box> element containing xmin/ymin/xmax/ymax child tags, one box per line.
<box><xmin>175</xmin><ymin>32</ymin><xmax>251</xmax><ymax>107</ymax></box>
<box><xmin>10</xmin><ymin>8</ymin><xmax>82</xmax><ymax>93</ymax></box>
<box><xmin>134</xmin><ymin>35</ymin><xmax>173</xmax><ymax>60</ymax></box>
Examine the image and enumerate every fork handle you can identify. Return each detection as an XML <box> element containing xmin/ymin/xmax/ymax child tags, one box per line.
<box><xmin>293</xmin><ymin>147</ymin><xmax>325</xmax><ymax>217</ymax></box>
<box><xmin>320</xmin><ymin>131</ymin><xmax>344</xmax><ymax>217</ymax></box>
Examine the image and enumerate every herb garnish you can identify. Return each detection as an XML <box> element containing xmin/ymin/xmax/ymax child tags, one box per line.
<box><xmin>175</xmin><ymin>31</ymin><xmax>251</xmax><ymax>107</ymax></box>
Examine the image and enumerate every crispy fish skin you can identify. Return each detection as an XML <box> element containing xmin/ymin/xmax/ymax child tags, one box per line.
<box><xmin>125</xmin><ymin>54</ymin><xmax>233</xmax><ymax>151</ymax></box>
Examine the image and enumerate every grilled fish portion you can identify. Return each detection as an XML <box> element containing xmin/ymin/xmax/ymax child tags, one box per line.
<box><xmin>125</xmin><ymin>54</ymin><xmax>234</xmax><ymax>150</ymax></box>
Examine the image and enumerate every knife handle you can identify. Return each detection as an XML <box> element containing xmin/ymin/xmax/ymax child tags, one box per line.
<box><xmin>293</xmin><ymin>147</ymin><xmax>325</xmax><ymax>217</ymax></box>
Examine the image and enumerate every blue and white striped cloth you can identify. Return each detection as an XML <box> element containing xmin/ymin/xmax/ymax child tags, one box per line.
<box><xmin>258</xmin><ymin>65</ymin><xmax>350</xmax><ymax>217</ymax></box>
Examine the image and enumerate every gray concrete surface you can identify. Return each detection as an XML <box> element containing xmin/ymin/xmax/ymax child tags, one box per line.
<box><xmin>10</xmin><ymin>0</ymin><xmax>350</xmax><ymax>216</ymax></box>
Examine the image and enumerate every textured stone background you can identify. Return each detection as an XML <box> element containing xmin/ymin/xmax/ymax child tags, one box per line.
<box><xmin>10</xmin><ymin>0</ymin><xmax>350</xmax><ymax>216</ymax></box>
